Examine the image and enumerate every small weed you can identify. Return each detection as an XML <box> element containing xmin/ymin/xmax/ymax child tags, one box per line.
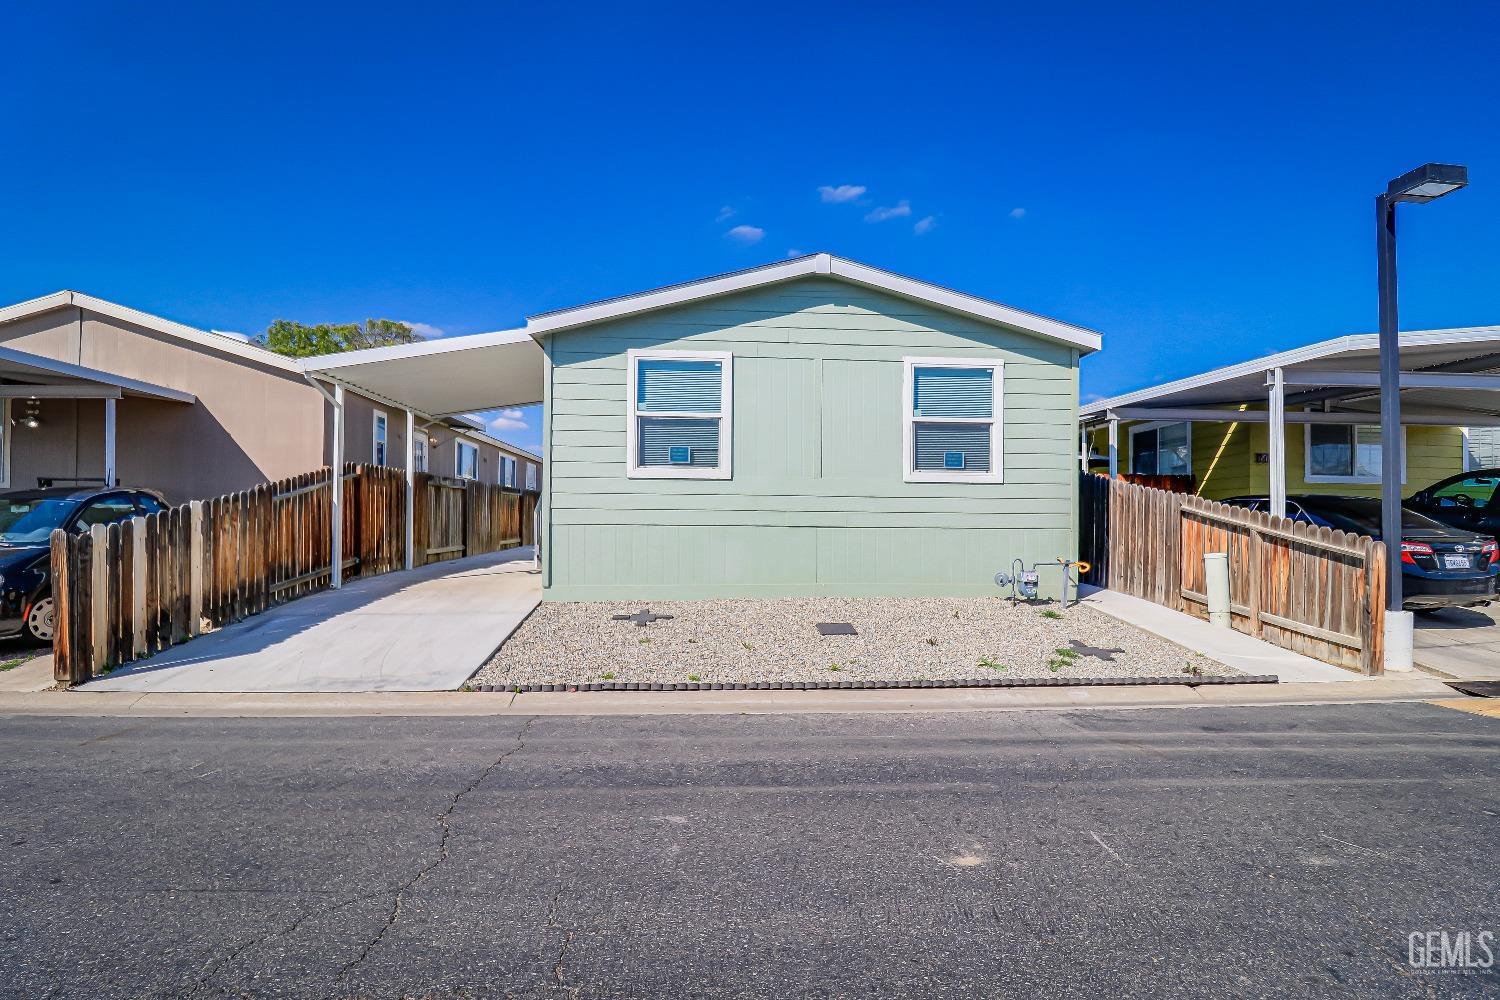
<box><xmin>0</xmin><ymin>657</ymin><xmax>25</xmax><ymax>672</ymax></box>
<box><xmin>511</xmin><ymin>685</ymin><xmax>522</xmax><ymax>693</ymax></box>
<box><xmin>828</xmin><ymin>663</ymin><xmax>842</xmax><ymax>672</ymax></box>
<box><xmin>1183</xmin><ymin>661</ymin><xmax>1203</xmax><ymax>678</ymax></box>
<box><xmin>600</xmin><ymin>671</ymin><xmax>616</xmax><ymax>680</ymax></box>
<box><xmin>461</xmin><ymin>683</ymin><xmax>474</xmax><ymax>692</ymax></box>
<box><xmin>1046</xmin><ymin>646</ymin><xmax>1082</xmax><ymax>672</ymax></box>
<box><xmin>926</xmin><ymin>637</ymin><xmax>937</xmax><ymax>646</ymax></box>
<box><xmin>638</xmin><ymin>637</ymin><xmax>651</xmax><ymax>644</ymax></box>
<box><xmin>1037</xmin><ymin>609</ymin><xmax>1063</xmax><ymax>620</ymax></box>
<box><xmin>742</xmin><ymin>642</ymin><xmax>755</xmax><ymax>651</ymax></box>
<box><xmin>687</xmin><ymin>673</ymin><xmax>701</xmax><ymax>682</ymax></box>
<box><xmin>978</xmin><ymin>656</ymin><xmax>1007</xmax><ymax>671</ymax></box>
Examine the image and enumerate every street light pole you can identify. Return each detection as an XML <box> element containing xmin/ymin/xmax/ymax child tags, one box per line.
<box><xmin>1374</xmin><ymin>162</ymin><xmax>1468</xmax><ymax>671</ymax></box>
<box><xmin>1376</xmin><ymin>192</ymin><xmax>1402</xmax><ymax>615</ymax></box>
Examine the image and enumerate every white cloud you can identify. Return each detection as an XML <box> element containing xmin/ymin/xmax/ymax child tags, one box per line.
<box><xmin>818</xmin><ymin>184</ymin><xmax>867</xmax><ymax>204</ymax></box>
<box><xmin>487</xmin><ymin>408</ymin><xmax>529</xmax><ymax>432</ymax></box>
<box><xmin>913</xmin><ymin>216</ymin><xmax>937</xmax><ymax>235</ymax></box>
<box><xmin>715</xmin><ymin>205</ymin><xmax>736</xmax><ymax>222</ymax></box>
<box><xmin>786</xmin><ymin>248</ymin><xmax>803</xmax><ymax>258</ymax></box>
<box><xmin>1009</xmin><ymin>207</ymin><xmax>1026</xmax><ymax>219</ymax></box>
<box><xmin>403</xmin><ymin>321</ymin><xmax>444</xmax><ymax>339</ymax></box>
<box><xmin>725</xmin><ymin>224</ymin><xmax>764</xmax><ymax>245</ymax></box>
<box><xmin>865</xmin><ymin>200</ymin><xmax>912</xmax><ymax>223</ymax></box>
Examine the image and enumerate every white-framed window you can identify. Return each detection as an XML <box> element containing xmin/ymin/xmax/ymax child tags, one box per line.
<box><xmin>501</xmin><ymin>456</ymin><xmax>517</xmax><ymax>488</ymax></box>
<box><xmin>525</xmin><ymin>462</ymin><xmax>537</xmax><ymax>491</ymax></box>
<box><xmin>0</xmin><ymin>399</ymin><xmax>10</xmax><ymax>489</ymax></box>
<box><xmin>1129</xmin><ymin>421</ymin><xmax>1191</xmax><ymax>476</ymax></box>
<box><xmin>1304</xmin><ymin>422</ymin><xmax>1406</xmax><ymax>484</ymax></box>
<box><xmin>626</xmin><ymin>349</ymin><xmax>732</xmax><ymax>480</ymax></box>
<box><xmin>413</xmin><ymin>435</ymin><xmax>428</xmax><ymax>473</ymax></box>
<box><xmin>902</xmin><ymin>357</ymin><xmax>1003</xmax><ymax>484</ymax></box>
<box><xmin>372</xmin><ymin>410</ymin><xmax>389</xmax><ymax>466</ymax></box>
<box><xmin>456</xmin><ymin>440</ymin><xmax>479</xmax><ymax>480</ymax></box>
<box><xmin>1463</xmin><ymin>427</ymin><xmax>1500</xmax><ymax>472</ymax></box>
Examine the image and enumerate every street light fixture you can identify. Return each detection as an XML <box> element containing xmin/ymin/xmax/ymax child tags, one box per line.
<box><xmin>1376</xmin><ymin>162</ymin><xmax>1468</xmax><ymax>668</ymax></box>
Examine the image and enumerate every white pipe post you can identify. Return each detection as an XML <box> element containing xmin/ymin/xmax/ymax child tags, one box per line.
<box><xmin>404</xmin><ymin>408</ymin><xmax>415</xmax><ymax>571</ymax></box>
<box><xmin>1079</xmin><ymin>426</ymin><xmax>1089</xmax><ymax>473</ymax></box>
<box><xmin>103</xmin><ymin>397</ymin><xmax>117</xmax><ymax>486</ymax></box>
<box><xmin>1268</xmin><ymin>368</ymin><xmax>1286</xmax><ymax>519</ymax></box>
<box><xmin>1107</xmin><ymin>417</ymin><xmax>1119</xmax><ymax>478</ymax></box>
<box><xmin>330</xmin><ymin>384</ymin><xmax>344</xmax><ymax>589</ymax></box>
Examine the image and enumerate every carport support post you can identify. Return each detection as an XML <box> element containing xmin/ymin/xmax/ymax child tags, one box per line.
<box><xmin>1079</xmin><ymin>426</ymin><xmax>1089</xmax><ymax>473</ymax></box>
<box><xmin>404</xmin><ymin>408</ymin><xmax>415</xmax><ymax>571</ymax></box>
<box><xmin>330</xmin><ymin>384</ymin><xmax>344</xmax><ymax>590</ymax></box>
<box><xmin>103</xmin><ymin>397</ymin><xmax>117</xmax><ymax>487</ymax></box>
<box><xmin>1267</xmin><ymin>367</ymin><xmax>1286</xmax><ymax>519</ymax></box>
<box><xmin>1107</xmin><ymin>416</ymin><xmax>1119</xmax><ymax>478</ymax></box>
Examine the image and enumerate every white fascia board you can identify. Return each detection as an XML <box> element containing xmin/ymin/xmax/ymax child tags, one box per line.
<box><xmin>0</xmin><ymin>344</ymin><xmax>196</xmax><ymax>403</ymax></box>
<box><xmin>0</xmin><ymin>291</ymin><xmax>74</xmax><ymax>325</ymax></box>
<box><xmin>298</xmin><ymin>327</ymin><xmax>539</xmax><ymax>372</ymax></box>
<box><xmin>828</xmin><ymin>258</ymin><xmax>1102</xmax><ymax>354</ymax></box>
<box><xmin>1080</xmin><ymin>325</ymin><xmax>1500</xmax><ymax>418</ymax></box>
<box><xmin>522</xmin><ymin>253</ymin><xmax>1103</xmax><ymax>354</ymax></box>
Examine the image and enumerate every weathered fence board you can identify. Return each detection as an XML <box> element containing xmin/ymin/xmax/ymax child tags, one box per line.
<box><xmin>1078</xmin><ymin>473</ymin><xmax>1386</xmax><ymax>674</ymax></box>
<box><xmin>50</xmin><ymin>464</ymin><xmax>540</xmax><ymax>683</ymax></box>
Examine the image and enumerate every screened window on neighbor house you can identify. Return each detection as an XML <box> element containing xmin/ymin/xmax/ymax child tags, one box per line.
<box><xmin>456</xmin><ymin>440</ymin><xmax>479</xmax><ymax>480</ymax></box>
<box><xmin>1130</xmin><ymin>423</ymin><xmax>1190</xmax><ymax>476</ymax></box>
<box><xmin>526</xmin><ymin>463</ymin><xmax>537</xmax><ymax>491</ymax></box>
<box><xmin>373</xmin><ymin>412</ymin><xmax>388</xmax><ymax>466</ymax></box>
<box><xmin>413</xmin><ymin>436</ymin><xmax>427</xmax><ymax>473</ymax></box>
<box><xmin>1308</xmin><ymin>424</ymin><xmax>1384</xmax><ymax>480</ymax></box>
<box><xmin>630</xmin><ymin>353</ymin><xmax>729</xmax><ymax>476</ymax></box>
<box><xmin>907</xmin><ymin>363</ymin><xmax>999</xmax><ymax>480</ymax></box>
<box><xmin>502</xmin><ymin>456</ymin><xmax>517</xmax><ymax>488</ymax></box>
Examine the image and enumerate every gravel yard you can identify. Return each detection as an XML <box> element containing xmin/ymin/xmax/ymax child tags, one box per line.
<box><xmin>472</xmin><ymin>596</ymin><xmax>1235</xmax><ymax>688</ymax></box>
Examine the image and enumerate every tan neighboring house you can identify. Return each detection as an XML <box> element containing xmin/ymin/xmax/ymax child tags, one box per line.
<box><xmin>0</xmin><ymin>291</ymin><xmax>541</xmax><ymax>503</ymax></box>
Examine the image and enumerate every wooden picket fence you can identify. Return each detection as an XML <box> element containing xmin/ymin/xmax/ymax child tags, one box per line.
<box><xmin>1079</xmin><ymin>473</ymin><xmax>1387</xmax><ymax>674</ymax></box>
<box><xmin>51</xmin><ymin>465</ymin><xmax>538</xmax><ymax>685</ymax></box>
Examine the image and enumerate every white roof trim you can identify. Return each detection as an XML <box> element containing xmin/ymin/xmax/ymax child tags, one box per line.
<box><xmin>0</xmin><ymin>344</ymin><xmax>196</xmax><ymax>403</ymax></box>
<box><xmin>0</xmin><ymin>290</ymin><xmax>300</xmax><ymax>372</ymax></box>
<box><xmin>524</xmin><ymin>253</ymin><xmax>1103</xmax><ymax>353</ymax></box>
<box><xmin>1082</xmin><ymin>324</ymin><xmax>1500</xmax><ymax>418</ymax></box>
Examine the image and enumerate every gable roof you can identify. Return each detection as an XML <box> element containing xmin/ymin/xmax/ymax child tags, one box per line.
<box><xmin>524</xmin><ymin>253</ymin><xmax>1102</xmax><ymax>353</ymax></box>
<box><xmin>0</xmin><ymin>290</ymin><xmax>299</xmax><ymax>371</ymax></box>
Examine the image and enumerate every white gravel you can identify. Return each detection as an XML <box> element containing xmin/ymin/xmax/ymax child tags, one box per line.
<box><xmin>473</xmin><ymin>597</ymin><xmax>1235</xmax><ymax>687</ymax></box>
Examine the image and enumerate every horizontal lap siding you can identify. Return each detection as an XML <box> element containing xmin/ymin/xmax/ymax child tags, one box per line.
<box><xmin>545</xmin><ymin>278</ymin><xmax>1078</xmax><ymax>599</ymax></box>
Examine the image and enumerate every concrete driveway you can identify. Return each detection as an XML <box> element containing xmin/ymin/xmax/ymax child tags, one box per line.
<box><xmin>83</xmin><ymin>547</ymin><xmax>540</xmax><ymax>693</ymax></box>
<box><xmin>1414</xmin><ymin>603</ymin><xmax>1500</xmax><ymax>680</ymax></box>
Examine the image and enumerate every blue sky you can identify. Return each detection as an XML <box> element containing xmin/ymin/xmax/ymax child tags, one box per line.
<box><xmin>5</xmin><ymin>2</ymin><xmax>1499</xmax><ymax>455</ymax></box>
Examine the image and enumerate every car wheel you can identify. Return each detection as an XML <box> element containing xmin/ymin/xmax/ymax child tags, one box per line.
<box><xmin>25</xmin><ymin>596</ymin><xmax>55</xmax><ymax>643</ymax></box>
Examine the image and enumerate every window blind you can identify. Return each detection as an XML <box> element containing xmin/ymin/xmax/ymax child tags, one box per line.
<box><xmin>637</xmin><ymin>359</ymin><xmax>723</xmax><ymax>413</ymax></box>
<box><xmin>913</xmin><ymin>366</ymin><xmax>993</xmax><ymax>418</ymax></box>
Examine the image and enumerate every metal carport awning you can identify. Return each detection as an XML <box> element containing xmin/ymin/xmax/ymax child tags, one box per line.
<box><xmin>298</xmin><ymin>329</ymin><xmax>546</xmax><ymax>588</ymax></box>
<box><xmin>298</xmin><ymin>328</ymin><xmax>545</xmax><ymax>416</ymax></box>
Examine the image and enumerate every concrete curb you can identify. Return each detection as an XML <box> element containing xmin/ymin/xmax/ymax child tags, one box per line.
<box><xmin>477</xmin><ymin>674</ymin><xmax>1280</xmax><ymax>694</ymax></box>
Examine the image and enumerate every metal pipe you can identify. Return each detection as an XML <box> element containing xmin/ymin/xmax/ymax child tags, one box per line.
<box><xmin>1267</xmin><ymin>368</ymin><xmax>1286</xmax><ymax>519</ymax></box>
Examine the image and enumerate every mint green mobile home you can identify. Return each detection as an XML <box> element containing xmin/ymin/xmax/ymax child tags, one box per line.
<box><xmin>534</xmin><ymin>255</ymin><xmax>1101</xmax><ymax>600</ymax></box>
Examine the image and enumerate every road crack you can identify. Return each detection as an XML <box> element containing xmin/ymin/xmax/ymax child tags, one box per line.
<box><xmin>339</xmin><ymin>715</ymin><xmax>538</xmax><ymax>980</ymax></box>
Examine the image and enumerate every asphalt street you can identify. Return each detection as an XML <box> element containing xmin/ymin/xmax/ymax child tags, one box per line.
<box><xmin>1</xmin><ymin>703</ymin><xmax>1497</xmax><ymax>999</ymax></box>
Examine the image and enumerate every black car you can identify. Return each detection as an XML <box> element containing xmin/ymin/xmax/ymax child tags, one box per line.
<box><xmin>1408</xmin><ymin>468</ymin><xmax>1500</xmax><ymax>536</ymax></box>
<box><xmin>0</xmin><ymin>487</ymin><xmax>167</xmax><ymax>642</ymax></box>
<box><xmin>1223</xmin><ymin>494</ymin><xmax>1499</xmax><ymax>611</ymax></box>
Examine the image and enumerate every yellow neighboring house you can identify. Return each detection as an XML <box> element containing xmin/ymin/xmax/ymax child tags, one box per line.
<box><xmin>1081</xmin><ymin>325</ymin><xmax>1500</xmax><ymax>501</ymax></box>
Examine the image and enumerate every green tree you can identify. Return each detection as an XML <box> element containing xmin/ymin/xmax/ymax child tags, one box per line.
<box><xmin>260</xmin><ymin>318</ymin><xmax>422</xmax><ymax>357</ymax></box>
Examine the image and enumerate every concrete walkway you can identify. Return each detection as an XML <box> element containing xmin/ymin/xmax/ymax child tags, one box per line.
<box><xmin>1414</xmin><ymin>605</ymin><xmax>1500</xmax><ymax>680</ymax></box>
<box><xmin>1079</xmin><ymin>585</ymin><xmax>1363</xmax><ymax>683</ymax></box>
<box><xmin>82</xmin><ymin>548</ymin><xmax>540</xmax><ymax>693</ymax></box>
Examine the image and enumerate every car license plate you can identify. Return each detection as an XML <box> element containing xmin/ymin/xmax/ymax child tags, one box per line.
<box><xmin>1443</xmin><ymin>553</ymin><xmax>1471</xmax><ymax>570</ymax></box>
